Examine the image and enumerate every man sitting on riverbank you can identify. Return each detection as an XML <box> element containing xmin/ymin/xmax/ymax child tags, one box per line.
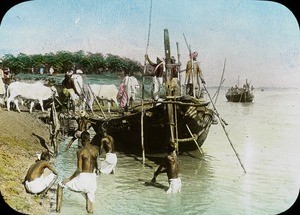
<box><xmin>56</xmin><ymin>131</ymin><xmax>99</xmax><ymax>213</ymax></box>
<box><xmin>98</xmin><ymin>132</ymin><xmax>117</xmax><ymax>174</ymax></box>
<box><xmin>23</xmin><ymin>150</ymin><xmax>58</xmax><ymax>197</ymax></box>
<box><xmin>151</xmin><ymin>141</ymin><xmax>181</xmax><ymax>193</ymax></box>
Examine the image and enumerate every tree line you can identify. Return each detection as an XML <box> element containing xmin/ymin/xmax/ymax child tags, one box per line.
<box><xmin>0</xmin><ymin>50</ymin><xmax>143</xmax><ymax>75</ymax></box>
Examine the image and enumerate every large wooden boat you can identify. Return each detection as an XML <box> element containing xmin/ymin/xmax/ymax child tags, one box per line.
<box><xmin>226</xmin><ymin>79</ymin><xmax>254</xmax><ymax>102</ymax></box>
<box><xmin>90</xmin><ymin>97</ymin><xmax>215</xmax><ymax>153</ymax></box>
<box><xmin>89</xmin><ymin>29</ymin><xmax>217</xmax><ymax>154</ymax></box>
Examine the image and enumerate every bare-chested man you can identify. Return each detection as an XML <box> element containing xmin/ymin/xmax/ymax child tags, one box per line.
<box><xmin>66</xmin><ymin>110</ymin><xmax>94</xmax><ymax>151</ymax></box>
<box><xmin>98</xmin><ymin>132</ymin><xmax>117</xmax><ymax>174</ymax></box>
<box><xmin>56</xmin><ymin>131</ymin><xmax>99</xmax><ymax>213</ymax></box>
<box><xmin>23</xmin><ymin>150</ymin><xmax>58</xmax><ymax>197</ymax></box>
<box><xmin>151</xmin><ymin>142</ymin><xmax>181</xmax><ymax>193</ymax></box>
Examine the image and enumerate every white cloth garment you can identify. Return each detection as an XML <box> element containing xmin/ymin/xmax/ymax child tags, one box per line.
<box><xmin>60</xmin><ymin>172</ymin><xmax>97</xmax><ymax>202</ymax></box>
<box><xmin>123</xmin><ymin>75</ymin><xmax>140</xmax><ymax>101</ymax></box>
<box><xmin>0</xmin><ymin>77</ymin><xmax>5</xmax><ymax>95</ymax></box>
<box><xmin>25</xmin><ymin>173</ymin><xmax>56</xmax><ymax>194</ymax></box>
<box><xmin>167</xmin><ymin>178</ymin><xmax>181</xmax><ymax>194</ymax></box>
<box><xmin>100</xmin><ymin>153</ymin><xmax>117</xmax><ymax>174</ymax></box>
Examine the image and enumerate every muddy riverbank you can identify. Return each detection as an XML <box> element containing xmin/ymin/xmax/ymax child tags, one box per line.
<box><xmin>0</xmin><ymin>109</ymin><xmax>56</xmax><ymax>214</ymax></box>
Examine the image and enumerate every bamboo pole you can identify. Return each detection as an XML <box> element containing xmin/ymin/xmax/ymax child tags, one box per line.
<box><xmin>87</xmin><ymin>84</ymin><xmax>107</xmax><ymax>119</ymax></box>
<box><xmin>183</xmin><ymin>35</ymin><xmax>246</xmax><ymax>173</ymax></box>
<box><xmin>140</xmin><ymin>0</ymin><xmax>153</xmax><ymax>164</ymax></box>
<box><xmin>214</xmin><ymin>58</ymin><xmax>226</xmax><ymax>104</ymax></box>
<box><xmin>130</xmin><ymin>100</ymin><xmax>209</xmax><ymax>110</ymax></box>
<box><xmin>186</xmin><ymin>124</ymin><xmax>202</xmax><ymax>154</ymax></box>
<box><xmin>174</xmin><ymin>42</ymin><xmax>180</xmax><ymax>154</ymax></box>
<box><xmin>202</xmin><ymin>82</ymin><xmax>247</xmax><ymax>173</ymax></box>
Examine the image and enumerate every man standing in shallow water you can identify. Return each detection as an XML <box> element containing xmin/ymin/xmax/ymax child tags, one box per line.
<box><xmin>56</xmin><ymin>131</ymin><xmax>99</xmax><ymax>213</ymax></box>
<box><xmin>151</xmin><ymin>142</ymin><xmax>181</xmax><ymax>193</ymax></box>
<box><xmin>23</xmin><ymin>150</ymin><xmax>58</xmax><ymax>197</ymax></box>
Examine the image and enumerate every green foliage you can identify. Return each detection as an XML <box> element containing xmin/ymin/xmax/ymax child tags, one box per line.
<box><xmin>0</xmin><ymin>50</ymin><xmax>143</xmax><ymax>75</ymax></box>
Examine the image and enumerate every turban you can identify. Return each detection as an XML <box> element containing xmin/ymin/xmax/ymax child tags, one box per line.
<box><xmin>189</xmin><ymin>51</ymin><xmax>198</xmax><ymax>59</ymax></box>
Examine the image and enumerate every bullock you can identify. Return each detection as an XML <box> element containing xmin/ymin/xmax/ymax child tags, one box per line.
<box><xmin>62</xmin><ymin>74</ymin><xmax>88</xmax><ymax>111</ymax></box>
<box><xmin>87</xmin><ymin>84</ymin><xmax>119</xmax><ymax>113</ymax></box>
<box><xmin>6</xmin><ymin>81</ymin><xmax>58</xmax><ymax>113</ymax></box>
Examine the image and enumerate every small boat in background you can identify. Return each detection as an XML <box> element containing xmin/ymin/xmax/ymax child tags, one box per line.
<box><xmin>226</xmin><ymin>79</ymin><xmax>254</xmax><ymax>102</ymax></box>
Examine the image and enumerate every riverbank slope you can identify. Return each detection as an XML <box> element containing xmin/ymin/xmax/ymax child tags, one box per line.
<box><xmin>0</xmin><ymin>110</ymin><xmax>54</xmax><ymax>214</ymax></box>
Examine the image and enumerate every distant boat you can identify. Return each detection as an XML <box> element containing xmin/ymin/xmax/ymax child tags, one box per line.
<box><xmin>226</xmin><ymin>79</ymin><xmax>254</xmax><ymax>102</ymax></box>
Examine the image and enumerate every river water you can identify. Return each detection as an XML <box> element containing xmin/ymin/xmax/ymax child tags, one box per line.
<box><xmin>45</xmin><ymin>81</ymin><xmax>300</xmax><ymax>215</ymax></box>
<box><xmin>18</xmin><ymin>73</ymin><xmax>297</xmax><ymax>214</ymax></box>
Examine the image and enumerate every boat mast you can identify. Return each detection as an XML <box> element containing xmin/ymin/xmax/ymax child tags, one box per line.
<box><xmin>164</xmin><ymin>29</ymin><xmax>176</xmax><ymax>148</ymax></box>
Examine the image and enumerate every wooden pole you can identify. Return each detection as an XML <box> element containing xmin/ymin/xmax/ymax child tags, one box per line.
<box><xmin>174</xmin><ymin>42</ymin><xmax>180</xmax><ymax>154</ymax></box>
<box><xmin>87</xmin><ymin>84</ymin><xmax>107</xmax><ymax>119</ymax></box>
<box><xmin>186</xmin><ymin>124</ymin><xmax>202</xmax><ymax>154</ymax></box>
<box><xmin>202</xmin><ymin>82</ymin><xmax>247</xmax><ymax>173</ymax></box>
<box><xmin>214</xmin><ymin>58</ymin><xmax>226</xmax><ymax>104</ymax></box>
<box><xmin>140</xmin><ymin>0</ymin><xmax>152</xmax><ymax>164</ymax></box>
<box><xmin>164</xmin><ymin>29</ymin><xmax>176</xmax><ymax>146</ymax></box>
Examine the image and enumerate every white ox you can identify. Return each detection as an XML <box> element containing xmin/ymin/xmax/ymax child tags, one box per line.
<box><xmin>6</xmin><ymin>81</ymin><xmax>58</xmax><ymax>113</ymax></box>
<box><xmin>87</xmin><ymin>84</ymin><xmax>119</xmax><ymax>113</ymax></box>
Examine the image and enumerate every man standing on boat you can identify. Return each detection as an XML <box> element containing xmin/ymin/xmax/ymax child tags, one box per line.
<box><xmin>185</xmin><ymin>51</ymin><xmax>205</xmax><ymax>98</ymax></box>
<box><xmin>56</xmin><ymin>131</ymin><xmax>99</xmax><ymax>213</ymax></box>
<box><xmin>145</xmin><ymin>54</ymin><xmax>164</xmax><ymax>101</ymax></box>
<box><xmin>151</xmin><ymin>141</ymin><xmax>181</xmax><ymax>193</ymax></box>
<box><xmin>122</xmin><ymin>71</ymin><xmax>140</xmax><ymax>108</ymax></box>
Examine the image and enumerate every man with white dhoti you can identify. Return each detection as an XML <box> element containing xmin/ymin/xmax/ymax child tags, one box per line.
<box><xmin>23</xmin><ymin>151</ymin><xmax>58</xmax><ymax>197</ymax></box>
<box><xmin>145</xmin><ymin>54</ymin><xmax>164</xmax><ymax>101</ymax></box>
<box><xmin>98</xmin><ymin>133</ymin><xmax>117</xmax><ymax>174</ymax></box>
<box><xmin>56</xmin><ymin>131</ymin><xmax>99</xmax><ymax>213</ymax></box>
<box><xmin>122</xmin><ymin>71</ymin><xmax>140</xmax><ymax>107</ymax></box>
<box><xmin>151</xmin><ymin>142</ymin><xmax>181</xmax><ymax>194</ymax></box>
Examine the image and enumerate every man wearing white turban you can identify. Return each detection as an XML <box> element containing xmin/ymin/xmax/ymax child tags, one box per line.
<box><xmin>185</xmin><ymin>51</ymin><xmax>205</xmax><ymax>98</ymax></box>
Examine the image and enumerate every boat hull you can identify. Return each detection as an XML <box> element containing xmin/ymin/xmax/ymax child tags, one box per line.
<box><xmin>90</xmin><ymin>98</ymin><xmax>215</xmax><ymax>154</ymax></box>
<box><xmin>226</xmin><ymin>90</ymin><xmax>254</xmax><ymax>102</ymax></box>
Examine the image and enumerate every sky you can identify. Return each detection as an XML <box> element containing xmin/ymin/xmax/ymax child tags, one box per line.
<box><xmin>0</xmin><ymin>0</ymin><xmax>299</xmax><ymax>88</ymax></box>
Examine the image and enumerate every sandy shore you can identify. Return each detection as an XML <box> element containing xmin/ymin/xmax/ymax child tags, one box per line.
<box><xmin>0</xmin><ymin>109</ymin><xmax>57</xmax><ymax>214</ymax></box>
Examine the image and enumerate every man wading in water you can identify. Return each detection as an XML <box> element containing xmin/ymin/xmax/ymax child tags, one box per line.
<box><xmin>23</xmin><ymin>150</ymin><xmax>58</xmax><ymax>197</ymax></box>
<box><xmin>98</xmin><ymin>131</ymin><xmax>117</xmax><ymax>174</ymax></box>
<box><xmin>56</xmin><ymin>131</ymin><xmax>99</xmax><ymax>213</ymax></box>
<box><xmin>151</xmin><ymin>141</ymin><xmax>181</xmax><ymax>193</ymax></box>
<box><xmin>65</xmin><ymin>110</ymin><xmax>93</xmax><ymax>151</ymax></box>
